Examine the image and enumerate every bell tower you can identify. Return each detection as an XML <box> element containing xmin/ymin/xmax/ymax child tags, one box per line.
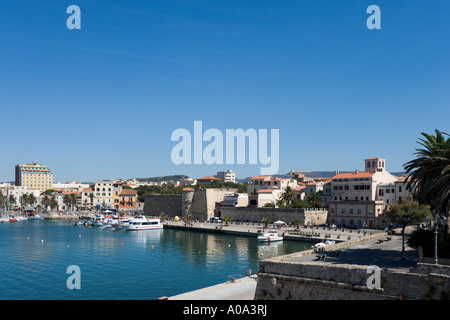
<box><xmin>365</xmin><ymin>157</ymin><xmax>385</xmax><ymax>172</ymax></box>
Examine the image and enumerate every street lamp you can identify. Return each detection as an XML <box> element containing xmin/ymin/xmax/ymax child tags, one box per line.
<box><xmin>426</xmin><ymin>213</ymin><xmax>448</xmax><ymax>265</ymax></box>
<box><xmin>395</xmin><ymin>214</ymin><xmax>411</xmax><ymax>260</ymax></box>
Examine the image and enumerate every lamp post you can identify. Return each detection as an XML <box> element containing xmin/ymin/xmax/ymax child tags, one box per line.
<box><xmin>426</xmin><ymin>213</ymin><xmax>448</xmax><ymax>265</ymax></box>
<box><xmin>395</xmin><ymin>214</ymin><xmax>411</xmax><ymax>260</ymax></box>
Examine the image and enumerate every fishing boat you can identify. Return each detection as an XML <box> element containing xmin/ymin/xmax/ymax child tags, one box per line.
<box><xmin>257</xmin><ymin>229</ymin><xmax>283</xmax><ymax>242</ymax></box>
<box><xmin>122</xmin><ymin>216</ymin><xmax>163</xmax><ymax>231</ymax></box>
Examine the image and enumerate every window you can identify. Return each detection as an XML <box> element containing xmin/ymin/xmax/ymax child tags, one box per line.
<box><xmin>399</xmin><ymin>186</ymin><xmax>402</xmax><ymax>192</ymax></box>
<box><xmin>379</xmin><ymin>189</ymin><xmax>384</xmax><ymax>196</ymax></box>
<box><xmin>357</xmin><ymin>209</ymin><xmax>362</xmax><ymax>214</ymax></box>
<box><xmin>344</xmin><ymin>185</ymin><xmax>349</xmax><ymax>190</ymax></box>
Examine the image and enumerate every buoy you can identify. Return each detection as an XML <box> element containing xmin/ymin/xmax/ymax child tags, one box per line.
<box><xmin>151</xmin><ymin>245</ymin><xmax>154</xmax><ymax>249</ymax></box>
<box><xmin>121</xmin><ymin>243</ymin><xmax>124</xmax><ymax>246</ymax></box>
<box><xmin>26</xmin><ymin>237</ymin><xmax>29</xmax><ymax>240</ymax></box>
<box><xmin>79</xmin><ymin>235</ymin><xmax>82</xmax><ymax>238</ymax></box>
<box><xmin>41</xmin><ymin>240</ymin><xmax>44</xmax><ymax>243</ymax></box>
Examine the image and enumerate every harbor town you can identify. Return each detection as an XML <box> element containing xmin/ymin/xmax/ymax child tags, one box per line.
<box><xmin>1</xmin><ymin>138</ymin><xmax>449</xmax><ymax>300</ymax></box>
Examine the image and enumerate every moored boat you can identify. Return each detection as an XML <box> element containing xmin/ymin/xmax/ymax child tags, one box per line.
<box><xmin>122</xmin><ymin>216</ymin><xmax>163</xmax><ymax>231</ymax></box>
<box><xmin>257</xmin><ymin>229</ymin><xmax>283</xmax><ymax>242</ymax></box>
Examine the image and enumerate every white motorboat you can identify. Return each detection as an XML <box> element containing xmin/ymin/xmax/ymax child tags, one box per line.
<box><xmin>111</xmin><ymin>217</ymin><xmax>132</xmax><ymax>229</ymax></box>
<box><xmin>122</xmin><ymin>216</ymin><xmax>163</xmax><ymax>231</ymax></box>
<box><xmin>27</xmin><ymin>214</ymin><xmax>44</xmax><ymax>220</ymax></box>
<box><xmin>257</xmin><ymin>229</ymin><xmax>283</xmax><ymax>242</ymax></box>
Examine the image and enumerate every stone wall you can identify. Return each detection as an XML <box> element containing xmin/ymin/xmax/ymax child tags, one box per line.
<box><xmin>218</xmin><ymin>206</ymin><xmax>328</xmax><ymax>225</ymax></box>
<box><xmin>255</xmin><ymin>260</ymin><xmax>450</xmax><ymax>300</ymax></box>
<box><xmin>144</xmin><ymin>194</ymin><xmax>182</xmax><ymax>217</ymax></box>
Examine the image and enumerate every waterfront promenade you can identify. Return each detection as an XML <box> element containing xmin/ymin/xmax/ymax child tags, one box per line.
<box><xmin>162</xmin><ymin>220</ymin><xmax>399</xmax><ymax>300</ymax></box>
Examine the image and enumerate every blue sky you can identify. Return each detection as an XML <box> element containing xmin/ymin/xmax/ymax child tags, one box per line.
<box><xmin>0</xmin><ymin>0</ymin><xmax>449</xmax><ymax>182</ymax></box>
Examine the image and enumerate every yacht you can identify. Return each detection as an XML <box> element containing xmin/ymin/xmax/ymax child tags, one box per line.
<box><xmin>123</xmin><ymin>216</ymin><xmax>163</xmax><ymax>231</ymax></box>
<box><xmin>257</xmin><ymin>229</ymin><xmax>283</xmax><ymax>242</ymax></box>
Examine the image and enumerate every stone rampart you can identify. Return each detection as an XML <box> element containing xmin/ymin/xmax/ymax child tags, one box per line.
<box><xmin>218</xmin><ymin>206</ymin><xmax>328</xmax><ymax>225</ymax></box>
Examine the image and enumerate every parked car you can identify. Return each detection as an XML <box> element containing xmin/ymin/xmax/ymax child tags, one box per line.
<box><xmin>209</xmin><ymin>217</ymin><xmax>221</xmax><ymax>223</ymax></box>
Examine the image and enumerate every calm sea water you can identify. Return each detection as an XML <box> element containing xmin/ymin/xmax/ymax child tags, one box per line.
<box><xmin>0</xmin><ymin>220</ymin><xmax>311</xmax><ymax>300</ymax></box>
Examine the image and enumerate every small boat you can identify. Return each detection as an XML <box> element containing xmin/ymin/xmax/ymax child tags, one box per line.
<box><xmin>9</xmin><ymin>216</ymin><xmax>17</xmax><ymax>222</ymax></box>
<box><xmin>27</xmin><ymin>214</ymin><xmax>44</xmax><ymax>220</ymax></box>
<box><xmin>257</xmin><ymin>229</ymin><xmax>283</xmax><ymax>242</ymax></box>
<box><xmin>122</xmin><ymin>216</ymin><xmax>163</xmax><ymax>231</ymax></box>
<box><xmin>111</xmin><ymin>217</ymin><xmax>132</xmax><ymax>229</ymax></box>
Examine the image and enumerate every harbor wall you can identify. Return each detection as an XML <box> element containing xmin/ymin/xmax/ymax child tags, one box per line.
<box><xmin>144</xmin><ymin>194</ymin><xmax>182</xmax><ymax>217</ymax></box>
<box><xmin>254</xmin><ymin>260</ymin><xmax>450</xmax><ymax>300</ymax></box>
<box><xmin>218</xmin><ymin>206</ymin><xmax>328</xmax><ymax>225</ymax></box>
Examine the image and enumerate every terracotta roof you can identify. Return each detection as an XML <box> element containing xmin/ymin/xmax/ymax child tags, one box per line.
<box><xmin>119</xmin><ymin>189</ymin><xmax>137</xmax><ymax>196</ymax></box>
<box><xmin>365</xmin><ymin>157</ymin><xmax>383</xmax><ymax>160</ymax></box>
<box><xmin>257</xmin><ymin>189</ymin><xmax>275</xmax><ymax>193</ymax></box>
<box><xmin>82</xmin><ymin>188</ymin><xmax>93</xmax><ymax>192</ymax></box>
<box><xmin>197</xmin><ymin>176</ymin><xmax>220</xmax><ymax>180</ymax></box>
<box><xmin>249</xmin><ymin>176</ymin><xmax>270</xmax><ymax>180</ymax></box>
<box><xmin>332</xmin><ymin>172</ymin><xmax>375</xmax><ymax>179</ymax></box>
<box><xmin>182</xmin><ymin>187</ymin><xmax>195</xmax><ymax>191</ymax></box>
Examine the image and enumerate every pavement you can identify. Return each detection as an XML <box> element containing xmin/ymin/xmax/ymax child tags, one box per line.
<box><xmin>167</xmin><ymin>275</ymin><xmax>258</xmax><ymax>300</ymax></box>
<box><xmin>163</xmin><ymin>221</ymin><xmax>413</xmax><ymax>300</ymax></box>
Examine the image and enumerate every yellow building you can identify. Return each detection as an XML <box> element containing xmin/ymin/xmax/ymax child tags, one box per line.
<box><xmin>15</xmin><ymin>162</ymin><xmax>53</xmax><ymax>192</ymax></box>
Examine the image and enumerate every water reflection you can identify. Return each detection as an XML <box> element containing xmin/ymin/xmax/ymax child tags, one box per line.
<box><xmin>0</xmin><ymin>221</ymin><xmax>311</xmax><ymax>299</ymax></box>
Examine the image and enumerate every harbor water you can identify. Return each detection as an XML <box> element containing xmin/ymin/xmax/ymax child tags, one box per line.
<box><xmin>0</xmin><ymin>219</ymin><xmax>311</xmax><ymax>300</ymax></box>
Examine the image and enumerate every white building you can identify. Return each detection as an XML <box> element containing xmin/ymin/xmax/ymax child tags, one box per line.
<box><xmin>93</xmin><ymin>180</ymin><xmax>115</xmax><ymax>208</ymax></box>
<box><xmin>5</xmin><ymin>186</ymin><xmax>41</xmax><ymax>208</ymax></box>
<box><xmin>247</xmin><ymin>176</ymin><xmax>298</xmax><ymax>207</ymax></box>
<box><xmin>215</xmin><ymin>170</ymin><xmax>236</xmax><ymax>183</ymax></box>
<box><xmin>53</xmin><ymin>181</ymin><xmax>90</xmax><ymax>191</ymax></box>
<box><xmin>327</xmin><ymin>157</ymin><xmax>413</xmax><ymax>229</ymax></box>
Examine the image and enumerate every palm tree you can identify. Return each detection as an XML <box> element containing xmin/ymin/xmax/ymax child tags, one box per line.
<box><xmin>8</xmin><ymin>195</ymin><xmax>16</xmax><ymax>210</ymax></box>
<box><xmin>307</xmin><ymin>192</ymin><xmax>324</xmax><ymax>208</ymax></box>
<box><xmin>292</xmin><ymin>218</ymin><xmax>304</xmax><ymax>229</ymax></box>
<box><xmin>280</xmin><ymin>186</ymin><xmax>296</xmax><ymax>207</ymax></box>
<box><xmin>28</xmin><ymin>194</ymin><xmax>37</xmax><ymax>206</ymax></box>
<box><xmin>404</xmin><ymin>129</ymin><xmax>450</xmax><ymax>216</ymax></box>
<box><xmin>261</xmin><ymin>217</ymin><xmax>271</xmax><ymax>228</ymax></box>
<box><xmin>223</xmin><ymin>216</ymin><xmax>232</xmax><ymax>226</ymax></box>
<box><xmin>89</xmin><ymin>193</ymin><xmax>94</xmax><ymax>209</ymax></box>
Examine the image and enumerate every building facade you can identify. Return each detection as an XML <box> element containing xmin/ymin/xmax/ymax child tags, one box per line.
<box><xmin>15</xmin><ymin>162</ymin><xmax>53</xmax><ymax>192</ymax></box>
<box><xmin>327</xmin><ymin>157</ymin><xmax>412</xmax><ymax>229</ymax></box>
<box><xmin>93</xmin><ymin>180</ymin><xmax>114</xmax><ymax>208</ymax></box>
<box><xmin>215</xmin><ymin>170</ymin><xmax>236</xmax><ymax>183</ymax></box>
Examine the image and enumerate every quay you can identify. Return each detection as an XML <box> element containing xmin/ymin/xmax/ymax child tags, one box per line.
<box><xmin>162</xmin><ymin>220</ymin><xmax>386</xmax><ymax>244</ymax></box>
<box><xmin>162</xmin><ymin>220</ymin><xmax>393</xmax><ymax>300</ymax></box>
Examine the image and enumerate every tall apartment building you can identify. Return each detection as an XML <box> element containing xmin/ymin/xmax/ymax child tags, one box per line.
<box><xmin>15</xmin><ymin>162</ymin><xmax>53</xmax><ymax>192</ymax></box>
<box><xmin>215</xmin><ymin>170</ymin><xmax>236</xmax><ymax>183</ymax></box>
<box><xmin>93</xmin><ymin>180</ymin><xmax>115</xmax><ymax>208</ymax></box>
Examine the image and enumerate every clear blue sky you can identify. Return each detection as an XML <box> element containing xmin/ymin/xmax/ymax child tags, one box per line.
<box><xmin>0</xmin><ymin>0</ymin><xmax>449</xmax><ymax>182</ymax></box>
